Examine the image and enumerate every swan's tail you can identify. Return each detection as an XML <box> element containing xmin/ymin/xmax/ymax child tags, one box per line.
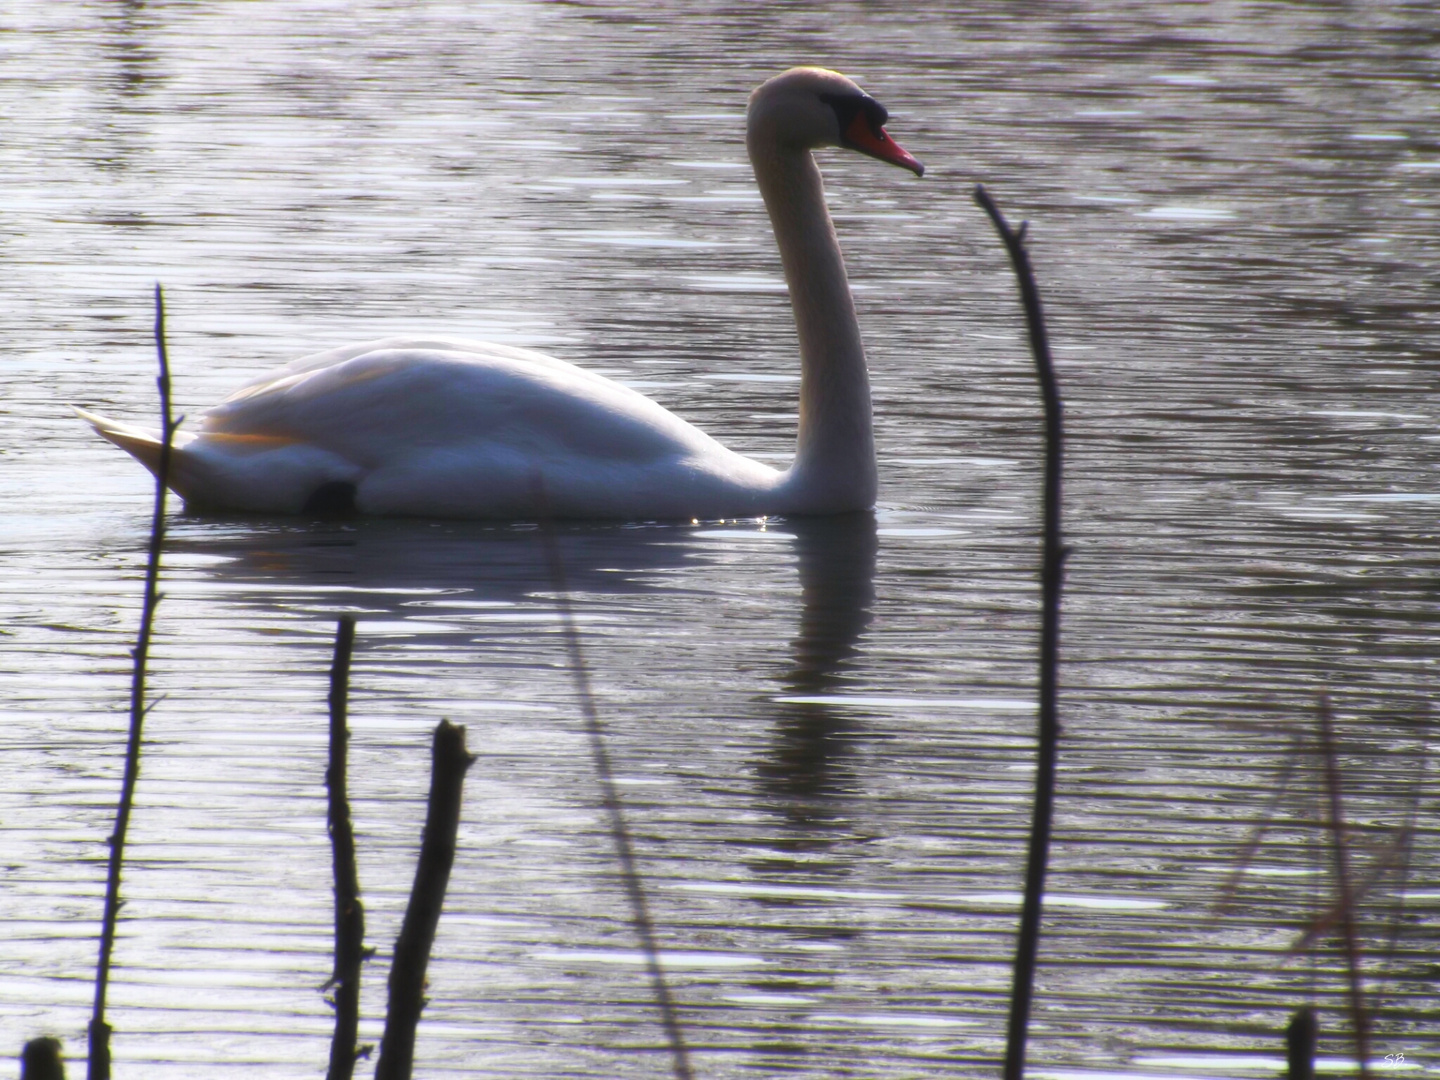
<box><xmin>74</xmin><ymin>406</ymin><xmax>191</xmax><ymax>481</ymax></box>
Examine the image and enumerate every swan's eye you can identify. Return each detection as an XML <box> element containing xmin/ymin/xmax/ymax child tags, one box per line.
<box><xmin>821</xmin><ymin>92</ymin><xmax>890</xmax><ymax>146</ymax></box>
<box><xmin>861</xmin><ymin>100</ymin><xmax>890</xmax><ymax>140</ymax></box>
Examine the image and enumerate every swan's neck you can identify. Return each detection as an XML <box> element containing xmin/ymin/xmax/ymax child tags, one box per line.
<box><xmin>750</xmin><ymin>141</ymin><xmax>876</xmax><ymax>512</ymax></box>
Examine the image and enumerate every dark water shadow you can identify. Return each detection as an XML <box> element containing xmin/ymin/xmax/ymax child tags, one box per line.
<box><xmin>164</xmin><ymin>513</ymin><xmax>703</xmax><ymax>610</ymax></box>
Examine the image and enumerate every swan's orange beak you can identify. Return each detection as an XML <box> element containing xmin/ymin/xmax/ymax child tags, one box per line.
<box><xmin>842</xmin><ymin>112</ymin><xmax>924</xmax><ymax>177</ymax></box>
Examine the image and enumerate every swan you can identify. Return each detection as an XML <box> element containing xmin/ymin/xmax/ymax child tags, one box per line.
<box><xmin>78</xmin><ymin>67</ymin><xmax>923</xmax><ymax>520</ymax></box>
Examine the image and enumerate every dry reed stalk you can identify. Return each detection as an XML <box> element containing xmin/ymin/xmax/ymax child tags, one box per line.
<box><xmin>1217</xmin><ymin>706</ymin><xmax>1424</xmax><ymax>1072</ymax></box>
<box><xmin>974</xmin><ymin>185</ymin><xmax>1067</xmax><ymax>1080</ymax></box>
<box><xmin>1316</xmin><ymin>694</ymin><xmax>1371</xmax><ymax>1078</ymax></box>
<box><xmin>374</xmin><ymin>720</ymin><xmax>475</xmax><ymax>1080</ymax></box>
<box><xmin>538</xmin><ymin>514</ymin><xmax>694</xmax><ymax>1080</ymax></box>
<box><xmin>88</xmin><ymin>285</ymin><xmax>179</xmax><ymax>1080</ymax></box>
<box><xmin>325</xmin><ymin>616</ymin><xmax>369</xmax><ymax>1079</ymax></box>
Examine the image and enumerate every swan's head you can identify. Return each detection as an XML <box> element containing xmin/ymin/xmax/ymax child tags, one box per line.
<box><xmin>748</xmin><ymin>67</ymin><xmax>923</xmax><ymax>177</ymax></box>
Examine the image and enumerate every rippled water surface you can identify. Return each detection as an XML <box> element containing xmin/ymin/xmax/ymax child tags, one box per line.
<box><xmin>3</xmin><ymin>2</ymin><xmax>1438</xmax><ymax>1077</ymax></box>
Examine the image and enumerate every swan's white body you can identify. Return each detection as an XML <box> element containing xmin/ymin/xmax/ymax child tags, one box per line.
<box><xmin>80</xmin><ymin>68</ymin><xmax>922</xmax><ymax>520</ymax></box>
<box><xmin>82</xmin><ymin>336</ymin><xmax>785</xmax><ymax>518</ymax></box>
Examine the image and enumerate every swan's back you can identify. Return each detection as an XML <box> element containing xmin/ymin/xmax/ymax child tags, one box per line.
<box><xmin>206</xmin><ymin>339</ymin><xmax>706</xmax><ymax>463</ymax></box>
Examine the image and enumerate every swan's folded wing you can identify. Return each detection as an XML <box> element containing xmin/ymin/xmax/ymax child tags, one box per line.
<box><xmin>199</xmin><ymin>347</ymin><xmax>727</xmax><ymax>467</ymax></box>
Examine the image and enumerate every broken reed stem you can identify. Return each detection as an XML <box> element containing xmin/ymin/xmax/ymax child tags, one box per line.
<box><xmin>1286</xmin><ymin>1006</ymin><xmax>1317</xmax><ymax>1080</ymax></box>
<box><xmin>1316</xmin><ymin>694</ymin><xmax>1371</xmax><ymax>1078</ymax></box>
<box><xmin>22</xmin><ymin>1036</ymin><xmax>66</xmax><ymax>1080</ymax></box>
<box><xmin>325</xmin><ymin>617</ymin><xmax>366</xmax><ymax>1080</ymax></box>
<box><xmin>373</xmin><ymin>720</ymin><xmax>475</xmax><ymax>1080</ymax></box>
<box><xmin>88</xmin><ymin>285</ymin><xmax>177</xmax><ymax>1080</ymax></box>
<box><xmin>539</xmin><ymin>519</ymin><xmax>695</xmax><ymax>1080</ymax></box>
<box><xmin>974</xmin><ymin>185</ymin><xmax>1066</xmax><ymax>1080</ymax></box>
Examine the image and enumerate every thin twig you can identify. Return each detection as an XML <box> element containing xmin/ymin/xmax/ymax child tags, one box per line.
<box><xmin>538</xmin><ymin>510</ymin><xmax>695</xmax><ymax>1080</ymax></box>
<box><xmin>1370</xmin><ymin>732</ymin><xmax>1428</xmax><ymax>1021</ymax></box>
<box><xmin>326</xmin><ymin>617</ymin><xmax>368</xmax><ymax>1080</ymax></box>
<box><xmin>974</xmin><ymin>185</ymin><xmax>1067</xmax><ymax>1080</ymax></box>
<box><xmin>88</xmin><ymin>285</ymin><xmax>178</xmax><ymax>1080</ymax></box>
<box><xmin>1213</xmin><ymin>731</ymin><xmax>1305</xmax><ymax>916</ymax></box>
<box><xmin>1316</xmin><ymin>693</ymin><xmax>1371</xmax><ymax>1078</ymax></box>
<box><xmin>1290</xmin><ymin>827</ymin><xmax>1413</xmax><ymax>955</ymax></box>
<box><xmin>374</xmin><ymin>720</ymin><xmax>475</xmax><ymax>1080</ymax></box>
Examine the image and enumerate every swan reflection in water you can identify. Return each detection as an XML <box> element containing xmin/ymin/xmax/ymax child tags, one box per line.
<box><xmin>165</xmin><ymin>511</ymin><xmax>878</xmax><ymax>831</ymax></box>
<box><xmin>755</xmin><ymin>514</ymin><xmax>878</xmax><ymax>835</ymax></box>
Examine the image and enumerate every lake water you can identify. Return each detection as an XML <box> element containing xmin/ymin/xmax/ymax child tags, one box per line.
<box><xmin>2</xmin><ymin>2</ymin><xmax>1437</xmax><ymax>1077</ymax></box>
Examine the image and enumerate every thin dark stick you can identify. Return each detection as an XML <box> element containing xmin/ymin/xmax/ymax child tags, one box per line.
<box><xmin>326</xmin><ymin>617</ymin><xmax>367</xmax><ymax>1080</ymax></box>
<box><xmin>374</xmin><ymin>719</ymin><xmax>475</xmax><ymax>1080</ymax></box>
<box><xmin>538</xmin><ymin>516</ymin><xmax>695</xmax><ymax>1080</ymax></box>
<box><xmin>1316</xmin><ymin>694</ymin><xmax>1371</xmax><ymax>1078</ymax></box>
<box><xmin>88</xmin><ymin>285</ymin><xmax>178</xmax><ymax>1080</ymax></box>
<box><xmin>974</xmin><ymin>185</ymin><xmax>1066</xmax><ymax>1080</ymax></box>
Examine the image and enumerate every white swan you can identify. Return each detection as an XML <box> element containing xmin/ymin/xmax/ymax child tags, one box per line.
<box><xmin>79</xmin><ymin>68</ymin><xmax>923</xmax><ymax>520</ymax></box>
